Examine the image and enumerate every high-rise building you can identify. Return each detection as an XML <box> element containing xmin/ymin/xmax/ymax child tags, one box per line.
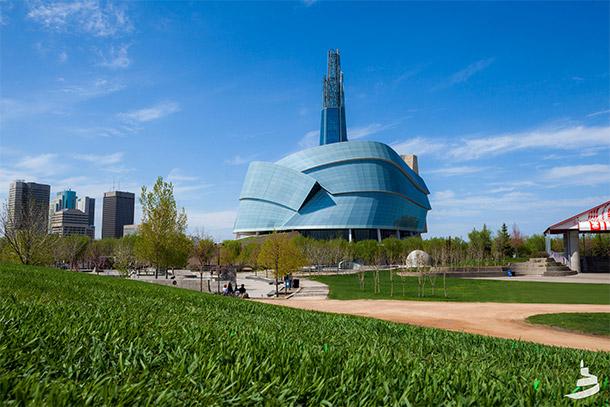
<box><xmin>76</xmin><ymin>196</ymin><xmax>95</xmax><ymax>227</ymax></box>
<box><xmin>102</xmin><ymin>191</ymin><xmax>135</xmax><ymax>239</ymax></box>
<box><xmin>49</xmin><ymin>189</ymin><xmax>78</xmax><ymax>232</ymax></box>
<box><xmin>50</xmin><ymin>208</ymin><xmax>94</xmax><ymax>239</ymax></box>
<box><xmin>319</xmin><ymin>49</ymin><xmax>347</xmax><ymax>145</ymax></box>
<box><xmin>8</xmin><ymin>180</ymin><xmax>50</xmax><ymax>232</ymax></box>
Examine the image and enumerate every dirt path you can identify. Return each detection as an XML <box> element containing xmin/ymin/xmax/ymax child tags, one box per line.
<box><xmin>258</xmin><ymin>299</ymin><xmax>610</xmax><ymax>351</ymax></box>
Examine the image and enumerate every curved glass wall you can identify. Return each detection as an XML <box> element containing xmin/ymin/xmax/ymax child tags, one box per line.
<box><xmin>234</xmin><ymin>140</ymin><xmax>431</xmax><ymax>239</ymax></box>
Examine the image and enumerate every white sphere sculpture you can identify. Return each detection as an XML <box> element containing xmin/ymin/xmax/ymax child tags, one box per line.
<box><xmin>405</xmin><ymin>250</ymin><xmax>431</xmax><ymax>268</ymax></box>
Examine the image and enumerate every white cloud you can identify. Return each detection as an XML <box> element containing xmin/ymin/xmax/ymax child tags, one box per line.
<box><xmin>542</xmin><ymin>164</ymin><xmax>610</xmax><ymax>186</ymax></box>
<box><xmin>349</xmin><ymin>123</ymin><xmax>394</xmax><ymax>139</ymax></box>
<box><xmin>167</xmin><ymin>168</ymin><xmax>198</xmax><ymax>182</ymax></box>
<box><xmin>99</xmin><ymin>44</ymin><xmax>131</xmax><ymax>69</ymax></box>
<box><xmin>27</xmin><ymin>1</ymin><xmax>132</xmax><ymax>37</ymax></box>
<box><xmin>119</xmin><ymin>101</ymin><xmax>180</xmax><ymax>123</ymax></box>
<box><xmin>449</xmin><ymin>125</ymin><xmax>610</xmax><ymax>160</ymax></box>
<box><xmin>15</xmin><ymin>153</ymin><xmax>58</xmax><ymax>173</ymax></box>
<box><xmin>433</xmin><ymin>58</ymin><xmax>494</xmax><ymax>90</ymax></box>
<box><xmin>73</xmin><ymin>152</ymin><xmax>124</xmax><ymax>166</ymax></box>
<box><xmin>299</xmin><ymin>130</ymin><xmax>319</xmax><ymax>149</ymax></box>
<box><xmin>187</xmin><ymin>209</ymin><xmax>237</xmax><ymax>241</ymax></box>
<box><xmin>391</xmin><ymin>137</ymin><xmax>444</xmax><ymax>156</ymax></box>
<box><xmin>58</xmin><ymin>50</ymin><xmax>68</xmax><ymax>63</ymax></box>
<box><xmin>225</xmin><ymin>155</ymin><xmax>255</xmax><ymax>166</ymax></box>
<box><xmin>60</xmin><ymin>78</ymin><xmax>125</xmax><ymax>98</ymax></box>
<box><xmin>425</xmin><ymin>166</ymin><xmax>484</xmax><ymax>176</ymax></box>
<box><xmin>448</xmin><ymin>58</ymin><xmax>494</xmax><ymax>85</ymax></box>
<box><xmin>587</xmin><ymin>109</ymin><xmax>610</xmax><ymax>118</ymax></box>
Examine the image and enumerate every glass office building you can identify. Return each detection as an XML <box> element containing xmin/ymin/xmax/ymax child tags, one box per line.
<box><xmin>233</xmin><ymin>51</ymin><xmax>431</xmax><ymax>241</ymax></box>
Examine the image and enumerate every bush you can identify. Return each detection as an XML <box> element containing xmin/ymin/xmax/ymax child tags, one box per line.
<box><xmin>528</xmin><ymin>251</ymin><xmax>549</xmax><ymax>259</ymax></box>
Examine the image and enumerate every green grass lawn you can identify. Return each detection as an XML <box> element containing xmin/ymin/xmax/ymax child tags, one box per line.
<box><xmin>1</xmin><ymin>263</ymin><xmax>609</xmax><ymax>405</ymax></box>
<box><xmin>527</xmin><ymin>313</ymin><xmax>610</xmax><ymax>337</ymax></box>
<box><xmin>312</xmin><ymin>270</ymin><xmax>610</xmax><ymax>304</ymax></box>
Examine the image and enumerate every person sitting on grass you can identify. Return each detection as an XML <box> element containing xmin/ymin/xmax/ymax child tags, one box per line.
<box><xmin>238</xmin><ymin>284</ymin><xmax>246</xmax><ymax>296</ymax></box>
<box><xmin>227</xmin><ymin>282</ymin><xmax>234</xmax><ymax>295</ymax></box>
<box><xmin>222</xmin><ymin>284</ymin><xmax>228</xmax><ymax>295</ymax></box>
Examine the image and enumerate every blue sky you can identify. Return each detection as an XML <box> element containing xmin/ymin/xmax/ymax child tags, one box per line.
<box><xmin>1</xmin><ymin>1</ymin><xmax>608</xmax><ymax>241</ymax></box>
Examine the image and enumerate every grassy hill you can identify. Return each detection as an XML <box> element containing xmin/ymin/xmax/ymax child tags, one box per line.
<box><xmin>1</xmin><ymin>263</ymin><xmax>609</xmax><ymax>405</ymax></box>
<box><xmin>312</xmin><ymin>270</ymin><xmax>610</xmax><ymax>304</ymax></box>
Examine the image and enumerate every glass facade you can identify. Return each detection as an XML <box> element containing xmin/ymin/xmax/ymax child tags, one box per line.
<box><xmin>233</xmin><ymin>50</ymin><xmax>431</xmax><ymax>241</ymax></box>
<box><xmin>233</xmin><ymin>140</ymin><xmax>431</xmax><ymax>240</ymax></box>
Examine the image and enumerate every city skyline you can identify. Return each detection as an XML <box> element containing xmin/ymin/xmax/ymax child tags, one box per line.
<box><xmin>1</xmin><ymin>1</ymin><xmax>609</xmax><ymax>240</ymax></box>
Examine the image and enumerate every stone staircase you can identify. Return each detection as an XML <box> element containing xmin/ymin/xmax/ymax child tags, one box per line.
<box><xmin>509</xmin><ymin>257</ymin><xmax>576</xmax><ymax>277</ymax></box>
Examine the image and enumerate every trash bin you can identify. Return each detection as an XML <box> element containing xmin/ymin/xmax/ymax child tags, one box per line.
<box><xmin>292</xmin><ymin>278</ymin><xmax>300</xmax><ymax>288</ymax></box>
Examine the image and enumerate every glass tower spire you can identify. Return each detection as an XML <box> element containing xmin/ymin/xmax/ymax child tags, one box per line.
<box><xmin>320</xmin><ymin>49</ymin><xmax>348</xmax><ymax>145</ymax></box>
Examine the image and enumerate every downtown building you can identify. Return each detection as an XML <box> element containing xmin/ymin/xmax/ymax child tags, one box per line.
<box><xmin>7</xmin><ymin>180</ymin><xmax>51</xmax><ymax>232</ymax></box>
<box><xmin>49</xmin><ymin>190</ymin><xmax>95</xmax><ymax>238</ymax></box>
<box><xmin>102</xmin><ymin>191</ymin><xmax>135</xmax><ymax>239</ymax></box>
<box><xmin>233</xmin><ymin>50</ymin><xmax>431</xmax><ymax>242</ymax></box>
<box><xmin>50</xmin><ymin>208</ymin><xmax>94</xmax><ymax>239</ymax></box>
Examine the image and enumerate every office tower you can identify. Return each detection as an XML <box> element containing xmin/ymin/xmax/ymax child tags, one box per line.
<box><xmin>319</xmin><ymin>49</ymin><xmax>348</xmax><ymax>145</ymax></box>
<box><xmin>50</xmin><ymin>208</ymin><xmax>94</xmax><ymax>239</ymax></box>
<box><xmin>49</xmin><ymin>189</ymin><xmax>78</xmax><ymax>232</ymax></box>
<box><xmin>7</xmin><ymin>180</ymin><xmax>51</xmax><ymax>232</ymax></box>
<box><xmin>102</xmin><ymin>191</ymin><xmax>135</xmax><ymax>239</ymax></box>
<box><xmin>77</xmin><ymin>196</ymin><xmax>95</xmax><ymax>227</ymax></box>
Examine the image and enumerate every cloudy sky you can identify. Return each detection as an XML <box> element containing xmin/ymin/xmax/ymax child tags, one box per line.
<box><xmin>1</xmin><ymin>1</ymin><xmax>608</xmax><ymax>240</ymax></box>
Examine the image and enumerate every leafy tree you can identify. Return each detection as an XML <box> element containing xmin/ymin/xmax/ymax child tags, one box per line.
<box><xmin>354</xmin><ymin>240</ymin><xmax>378</xmax><ymax>265</ymax></box>
<box><xmin>192</xmin><ymin>235</ymin><xmax>216</xmax><ymax>271</ymax></box>
<box><xmin>135</xmin><ymin>176</ymin><xmax>189</xmax><ymax>278</ymax></box>
<box><xmin>55</xmin><ymin>235</ymin><xmax>90</xmax><ymax>270</ymax></box>
<box><xmin>239</xmin><ymin>241</ymin><xmax>260</xmax><ymax>268</ymax></box>
<box><xmin>87</xmin><ymin>239</ymin><xmax>116</xmax><ymax>271</ymax></box>
<box><xmin>523</xmin><ymin>234</ymin><xmax>546</xmax><ymax>255</ymax></box>
<box><xmin>510</xmin><ymin>223</ymin><xmax>524</xmax><ymax>257</ymax></box>
<box><xmin>0</xmin><ymin>200</ymin><xmax>55</xmax><ymax>265</ymax></box>
<box><xmin>468</xmin><ymin>225</ymin><xmax>492</xmax><ymax>265</ymax></box>
<box><xmin>114</xmin><ymin>236</ymin><xmax>137</xmax><ymax>276</ymax></box>
<box><xmin>257</xmin><ymin>233</ymin><xmax>306</xmax><ymax>296</ymax></box>
<box><xmin>221</xmin><ymin>240</ymin><xmax>241</xmax><ymax>266</ymax></box>
<box><xmin>382</xmin><ymin>237</ymin><xmax>402</xmax><ymax>265</ymax></box>
<box><xmin>591</xmin><ymin>234</ymin><xmax>610</xmax><ymax>257</ymax></box>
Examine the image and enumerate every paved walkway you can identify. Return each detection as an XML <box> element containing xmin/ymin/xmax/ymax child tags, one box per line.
<box><xmin>259</xmin><ymin>278</ymin><xmax>610</xmax><ymax>351</ymax></box>
<box><xmin>290</xmin><ymin>278</ymin><xmax>329</xmax><ymax>300</ymax></box>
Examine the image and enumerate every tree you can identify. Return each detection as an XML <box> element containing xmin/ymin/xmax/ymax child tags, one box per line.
<box><xmin>220</xmin><ymin>240</ymin><xmax>241</xmax><ymax>267</ymax></box>
<box><xmin>87</xmin><ymin>239</ymin><xmax>116</xmax><ymax>272</ymax></box>
<box><xmin>114</xmin><ymin>236</ymin><xmax>137</xmax><ymax>276</ymax></box>
<box><xmin>493</xmin><ymin>223</ymin><xmax>513</xmax><ymax>261</ymax></box>
<box><xmin>523</xmin><ymin>234</ymin><xmax>546</xmax><ymax>255</ymax></box>
<box><xmin>62</xmin><ymin>235</ymin><xmax>90</xmax><ymax>270</ymax></box>
<box><xmin>257</xmin><ymin>233</ymin><xmax>306</xmax><ymax>296</ymax></box>
<box><xmin>468</xmin><ymin>225</ymin><xmax>492</xmax><ymax>267</ymax></box>
<box><xmin>0</xmin><ymin>199</ymin><xmax>55</xmax><ymax>265</ymax></box>
<box><xmin>135</xmin><ymin>176</ymin><xmax>189</xmax><ymax>278</ymax></box>
<box><xmin>239</xmin><ymin>241</ymin><xmax>260</xmax><ymax>269</ymax></box>
<box><xmin>510</xmin><ymin>223</ymin><xmax>524</xmax><ymax>257</ymax></box>
<box><xmin>382</xmin><ymin>237</ymin><xmax>402</xmax><ymax>265</ymax></box>
<box><xmin>354</xmin><ymin>240</ymin><xmax>378</xmax><ymax>265</ymax></box>
<box><xmin>192</xmin><ymin>235</ymin><xmax>216</xmax><ymax>271</ymax></box>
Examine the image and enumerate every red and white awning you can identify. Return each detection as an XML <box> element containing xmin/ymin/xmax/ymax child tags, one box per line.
<box><xmin>546</xmin><ymin>201</ymin><xmax>610</xmax><ymax>234</ymax></box>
